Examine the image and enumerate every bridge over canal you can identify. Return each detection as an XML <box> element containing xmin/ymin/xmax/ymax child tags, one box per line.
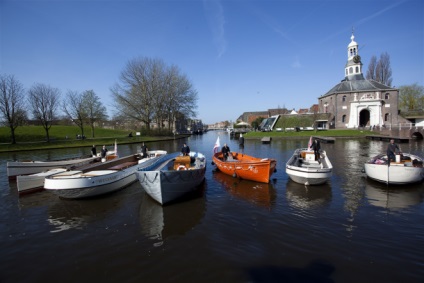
<box><xmin>368</xmin><ymin>123</ymin><xmax>424</xmax><ymax>141</ymax></box>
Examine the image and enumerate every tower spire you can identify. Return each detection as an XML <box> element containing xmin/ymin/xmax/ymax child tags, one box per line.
<box><xmin>344</xmin><ymin>30</ymin><xmax>363</xmax><ymax>81</ymax></box>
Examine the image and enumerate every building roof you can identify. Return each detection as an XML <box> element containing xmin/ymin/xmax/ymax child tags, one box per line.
<box><xmin>320</xmin><ymin>77</ymin><xmax>396</xmax><ymax>98</ymax></box>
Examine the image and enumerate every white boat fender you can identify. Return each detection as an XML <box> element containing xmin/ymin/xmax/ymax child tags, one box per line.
<box><xmin>177</xmin><ymin>165</ymin><xmax>187</xmax><ymax>171</ymax></box>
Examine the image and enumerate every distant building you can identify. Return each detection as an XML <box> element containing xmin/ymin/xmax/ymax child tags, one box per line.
<box><xmin>237</xmin><ymin>111</ymin><xmax>269</xmax><ymax>124</ymax></box>
<box><xmin>318</xmin><ymin>32</ymin><xmax>401</xmax><ymax>129</ymax></box>
<box><xmin>232</xmin><ymin>33</ymin><xmax>408</xmax><ymax>130</ymax></box>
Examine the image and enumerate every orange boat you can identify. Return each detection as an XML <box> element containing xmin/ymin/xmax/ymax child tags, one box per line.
<box><xmin>212</xmin><ymin>152</ymin><xmax>277</xmax><ymax>183</ymax></box>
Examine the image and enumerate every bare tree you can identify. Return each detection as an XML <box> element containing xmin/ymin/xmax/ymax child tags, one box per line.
<box><xmin>162</xmin><ymin>65</ymin><xmax>198</xmax><ymax>132</ymax></box>
<box><xmin>365</xmin><ymin>53</ymin><xmax>392</xmax><ymax>86</ymax></box>
<box><xmin>62</xmin><ymin>90</ymin><xmax>86</xmax><ymax>138</ymax></box>
<box><xmin>398</xmin><ymin>83</ymin><xmax>424</xmax><ymax>111</ymax></box>
<box><xmin>28</xmin><ymin>83</ymin><xmax>61</xmax><ymax>142</ymax></box>
<box><xmin>0</xmin><ymin>74</ymin><xmax>27</xmax><ymax>144</ymax></box>
<box><xmin>375</xmin><ymin>52</ymin><xmax>393</xmax><ymax>86</ymax></box>
<box><xmin>112</xmin><ymin>57</ymin><xmax>198</xmax><ymax>133</ymax></box>
<box><xmin>365</xmin><ymin>55</ymin><xmax>377</xmax><ymax>81</ymax></box>
<box><xmin>111</xmin><ymin>57</ymin><xmax>159</xmax><ymax>133</ymax></box>
<box><xmin>82</xmin><ymin>90</ymin><xmax>108</xmax><ymax>138</ymax></box>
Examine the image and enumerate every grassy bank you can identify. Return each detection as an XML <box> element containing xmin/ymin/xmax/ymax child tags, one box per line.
<box><xmin>0</xmin><ymin>126</ymin><xmax>376</xmax><ymax>153</ymax></box>
<box><xmin>244</xmin><ymin>128</ymin><xmax>375</xmax><ymax>138</ymax></box>
<box><xmin>0</xmin><ymin>126</ymin><xmax>184</xmax><ymax>153</ymax></box>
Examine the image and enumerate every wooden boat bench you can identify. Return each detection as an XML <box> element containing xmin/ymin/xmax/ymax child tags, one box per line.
<box><xmin>108</xmin><ymin>162</ymin><xmax>137</xmax><ymax>170</ymax></box>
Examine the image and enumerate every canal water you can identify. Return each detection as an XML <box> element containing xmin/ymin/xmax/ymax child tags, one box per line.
<box><xmin>0</xmin><ymin>131</ymin><xmax>423</xmax><ymax>283</ymax></box>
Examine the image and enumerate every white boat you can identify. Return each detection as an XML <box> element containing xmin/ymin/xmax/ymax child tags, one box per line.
<box><xmin>285</xmin><ymin>148</ymin><xmax>333</xmax><ymax>186</ymax></box>
<box><xmin>44</xmin><ymin>150</ymin><xmax>167</xmax><ymax>199</ymax></box>
<box><xmin>17</xmin><ymin>168</ymin><xmax>68</xmax><ymax>194</ymax></box>
<box><xmin>136</xmin><ymin>151</ymin><xmax>206</xmax><ymax>205</ymax></box>
<box><xmin>7</xmin><ymin>156</ymin><xmax>100</xmax><ymax>180</ymax></box>
<box><xmin>364</xmin><ymin>153</ymin><xmax>424</xmax><ymax>185</ymax></box>
<box><xmin>16</xmin><ymin>153</ymin><xmax>119</xmax><ymax>194</ymax></box>
<box><xmin>7</xmin><ymin>150</ymin><xmax>117</xmax><ymax>180</ymax></box>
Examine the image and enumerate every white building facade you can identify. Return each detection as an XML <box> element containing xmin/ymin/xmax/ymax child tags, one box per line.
<box><xmin>319</xmin><ymin>33</ymin><xmax>399</xmax><ymax>129</ymax></box>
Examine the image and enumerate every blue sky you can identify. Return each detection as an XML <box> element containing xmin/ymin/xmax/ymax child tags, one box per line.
<box><xmin>1</xmin><ymin>0</ymin><xmax>423</xmax><ymax>125</ymax></box>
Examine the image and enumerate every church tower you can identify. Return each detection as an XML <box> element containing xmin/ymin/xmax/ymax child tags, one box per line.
<box><xmin>318</xmin><ymin>32</ymin><xmax>399</xmax><ymax>129</ymax></box>
<box><xmin>344</xmin><ymin>32</ymin><xmax>364</xmax><ymax>81</ymax></box>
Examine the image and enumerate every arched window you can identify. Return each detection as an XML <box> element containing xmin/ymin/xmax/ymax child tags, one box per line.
<box><xmin>385</xmin><ymin>113</ymin><xmax>389</xmax><ymax>122</ymax></box>
<box><xmin>342</xmin><ymin>115</ymin><xmax>347</xmax><ymax>123</ymax></box>
<box><xmin>355</xmin><ymin>66</ymin><xmax>359</xmax><ymax>73</ymax></box>
<box><xmin>385</xmin><ymin>93</ymin><xmax>390</xmax><ymax>99</ymax></box>
<box><xmin>349</xmin><ymin>67</ymin><xmax>353</xmax><ymax>74</ymax></box>
<box><xmin>342</xmin><ymin>96</ymin><xmax>346</xmax><ymax>102</ymax></box>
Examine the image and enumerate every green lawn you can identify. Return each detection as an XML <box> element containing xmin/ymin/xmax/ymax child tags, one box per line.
<box><xmin>0</xmin><ymin>126</ymin><xmax>375</xmax><ymax>153</ymax></box>
<box><xmin>0</xmin><ymin>125</ymin><xmax>178</xmax><ymax>152</ymax></box>
<box><xmin>0</xmin><ymin>125</ymin><xmax>130</xmax><ymax>143</ymax></box>
<box><xmin>244</xmin><ymin>129</ymin><xmax>375</xmax><ymax>138</ymax></box>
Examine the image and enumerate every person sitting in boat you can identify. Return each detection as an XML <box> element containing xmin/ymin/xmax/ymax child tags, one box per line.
<box><xmin>386</xmin><ymin>139</ymin><xmax>400</xmax><ymax>162</ymax></box>
<box><xmin>100</xmin><ymin>145</ymin><xmax>108</xmax><ymax>160</ymax></box>
<box><xmin>91</xmin><ymin>145</ymin><xmax>97</xmax><ymax>157</ymax></box>
<box><xmin>141</xmin><ymin>142</ymin><xmax>148</xmax><ymax>159</ymax></box>
<box><xmin>311</xmin><ymin>139</ymin><xmax>321</xmax><ymax>163</ymax></box>
<box><xmin>181</xmin><ymin>143</ymin><xmax>190</xmax><ymax>156</ymax></box>
<box><xmin>222</xmin><ymin>143</ymin><xmax>231</xmax><ymax>161</ymax></box>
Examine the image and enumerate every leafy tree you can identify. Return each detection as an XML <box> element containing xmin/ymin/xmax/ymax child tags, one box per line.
<box><xmin>398</xmin><ymin>83</ymin><xmax>424</xmax><ymax>111</ymax></box>
<box><xmin>28</xmin><ymin>83</ymin><xmax>61</xmax><ymax>142</ymax></box>
<box><xmin>0</xmin><ymin>74</ymin><xmax>27</xmax><ymax>144</ymax></box>
<box><xmin>251</xmin><ymin>117</ymin><xmax>265</xmax><ymax>129</ymax></box>
<box><xmin>82</xmin><ymin>90</ymin><xmax>108</xmax><ymax>138</ymax></box>
<box><xmin>62</xmin><ymin>90</ymin><xmax>86</xmax><ymax>138</ymax></box>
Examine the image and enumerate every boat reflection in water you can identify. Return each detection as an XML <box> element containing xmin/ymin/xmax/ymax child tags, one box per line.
<box><xmin>365</xmin><ymin>179</ymin><xmax>422</xmax><ymax>210</ymax></box>
<box><xmin>139</xmin><ymin>185</ymin><xmax>206</xmax><ymax>246</ymax></box>
<box><xmin>212</xmin><ymin>171</ymin><xmax>277</xmax><ymax>208</ymax></box>
<box><xmin>47</xmin><ymin>193</ymin><xmax>126</xmax><ymax>233</ymax></box>
<box><xmin>285</xmin><ymin>180</ymin><xmax>332</xmax><ymax>210</ymax></box>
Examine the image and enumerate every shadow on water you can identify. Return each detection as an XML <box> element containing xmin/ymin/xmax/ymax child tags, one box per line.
<box><xmin>246</xmin><ymin>259</ymin><xmax>335</xmax><ymax>283</ymax></box>
<box><xmin>212</xmin><ymin>170</ymin><xmax>277</xmax><ymax>208</ymax></box>
<box><xmin>364</xmin><ymin>178</ymin><xmax>423</xmax><ymax>210</ymax></box>
<box><xmin>139</xmin><ymin>183</ymin><xmax>206</xmax><ymax>244</ymax></box>
<box><xmin>285</xmin><ymin>180</ymin><xmax>332</xmax><ymax>210</ymax></box>
<box><xmin>47</xmin><ymin>190</ymin><xmax>130</xmax><ymax>233</ymax></box>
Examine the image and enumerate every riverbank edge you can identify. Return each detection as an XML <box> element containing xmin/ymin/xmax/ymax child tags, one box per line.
<box><xmin>0</xmin><ymin>135</ymin><xmax>189</xmax><ymax>153</ymax></box>
<box><xmin>0</xmin><ymin>133</ymin><xmax>372</xmax><ymax>153</ymax></box>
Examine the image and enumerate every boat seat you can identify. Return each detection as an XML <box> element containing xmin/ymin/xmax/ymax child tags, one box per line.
<box><xmin>81</xmin><ymin>170</ymin><xmax>118</xmax><ymax>177</ymax></box>
<box><xmin>300</xmin><ymin>162</ymin><xmax>321</xmax><ymax>168</ymax></box>
<box><xmin>108</xmin><ymin>162</ymin><xmax>137</xmax><ymax>170</ymax></box>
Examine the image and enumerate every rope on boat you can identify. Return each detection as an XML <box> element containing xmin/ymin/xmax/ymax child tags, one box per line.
<box><xmin>139</xmin><ymin>167</ymin><xmax>205</xmax><ymax>184</ymax></box>
<box><xmin>161</xmin><ymin>169</ymin><xmax>204</xmax><ymax>183</ymax></box>
<box><xmin>138</xmin><ymin>172</ymin><xmax>159</xmax><ymax>183</ymax></box>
